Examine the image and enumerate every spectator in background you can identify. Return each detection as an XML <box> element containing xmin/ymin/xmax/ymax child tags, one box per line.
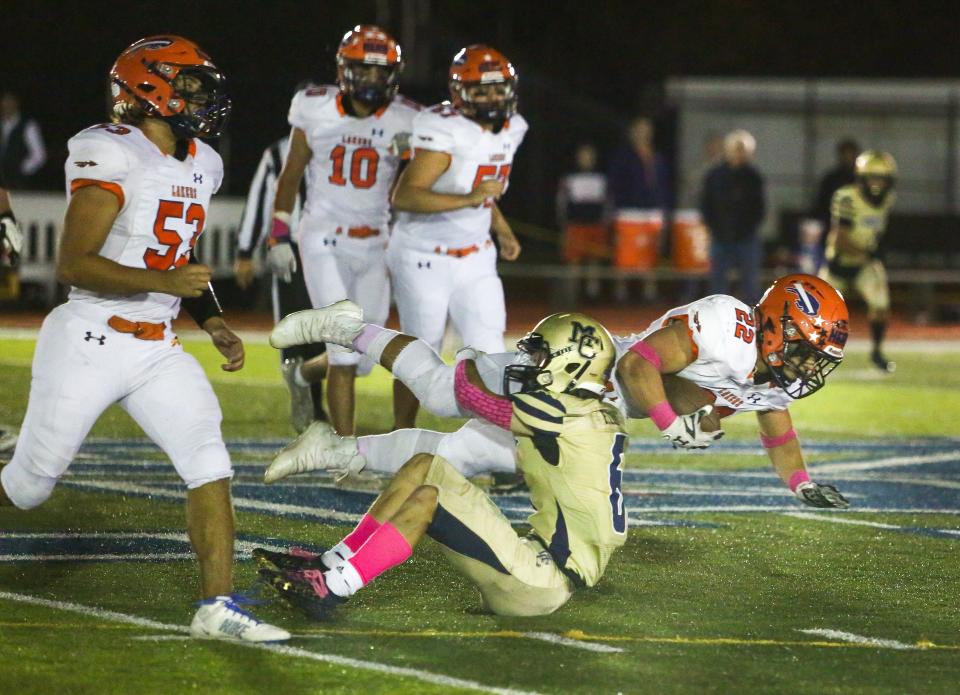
<box><xmin>814</xmin><ymin>138</ymin><xmax>860</xmax><ymax>230</ymax></box>
<box><xmin>700</xmin><ymin>129</ymin><xmax>766</xmax><ymax>303</ymax></box>
<box><xmin>607</xmin><ymin>117</ymin><xmax>671</xmax><ymax>211</ymax></box>
<box><xmin>0</xmin><ymin>92</ymin><xmax>46</xmax><ymax>189</ymax></box>
<box><xmin>556</xmin><ymin>143</ymin><xmax>610</xmax><ymax>298</ymax></box>
<box><xmin>680</xmin><ymin>132</ymin><xmax>724</xmax><ymax>207</ymax></box>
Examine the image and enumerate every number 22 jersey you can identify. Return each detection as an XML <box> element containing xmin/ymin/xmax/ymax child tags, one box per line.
<box><xmin>64</xmin><ymin>123</ymin><xmax>223</xmax><ymax>323</ymax></box>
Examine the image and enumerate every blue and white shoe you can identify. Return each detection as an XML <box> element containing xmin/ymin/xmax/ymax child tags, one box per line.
<box><xmin>190</xmin><ymin>595</ymin><xmax>290</xmax><ymax>642</ymax></box>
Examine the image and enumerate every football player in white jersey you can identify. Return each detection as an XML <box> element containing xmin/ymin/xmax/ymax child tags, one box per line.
<box><xmin>269</xmin><ymin>25</ymin><xmax>420</xmax><ymax>436</ymax></box>
<box><xmin>0</xmin><ymin>37</ymin><xmax>289</xmax><ymax>642</ymax></box>
<box><xmin>388</xmin><ymin>45</ymin><xmax>527</xmax><ymax>427</ymax></box>
<box><xmin>267</xmin><ymin>274</ymin><xmax>850</xmax><ymax>509</ymax></box>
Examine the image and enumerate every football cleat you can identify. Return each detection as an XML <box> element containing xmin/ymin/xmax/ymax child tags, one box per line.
<box><xmin>264</xmin><ymin>421</ymin><xmax>366</xmax><ymax>484</ymax></box>
<box><xmin>252</xmin><ymin>546</ymin><xmax>330</xmax><ymax>572</ymax></box>
<box><xmin>281</xmin><ymin>357</ymin><xmax>314</xmax><ymax>434</ymax></box>
<box><xmin>0</xmin><ymin>425</ymin><xmax>17</xmax><ymax>454</ymax></box>
<box><xmin>870</xmin><ymin>351</ymin><xmax>896</xmax><ymax>374</ymax></box>
<box><xmin>259</xmin><ymin>567</ymin><xmax>346</xmax><ymax>620</ymax></box>
<box><xmin>270</xmin><ymin>300</ymin><xmax>364</xmax><ymax>350</ymax></box>
<box><xmin>190</xmin><ymin>595</ymin><xmax>290</xmax><ymax>642</ymax></box>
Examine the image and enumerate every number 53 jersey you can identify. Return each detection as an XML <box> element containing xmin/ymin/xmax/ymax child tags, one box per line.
<box><xmin>613</xmin><ymin>294</ymin><xmax>794</xmax><ymax>415</ymax></box>
<box><xmin>289</xmin><ymin>85</ymin><xmax>420</xmax><ymax>231</ymax></box>
<box><xmin>64</xmin><ymin>123</ymin><xmax>224</xmax><ymax>323</ymax></box>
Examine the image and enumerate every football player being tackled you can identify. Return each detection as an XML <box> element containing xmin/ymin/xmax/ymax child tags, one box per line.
<box><xmin>257</xmin><ymin>311</ymin><xmax>628</xmax><ymax>618</ymax></box>
<box><xmin>819</xmin><ymin>150</ymin><xmax>898</xmax><ymax>372</ymax></box>
<box><xmin>262</xmin><ymin>274</ymin><xmax>850</xmax><ymax>511</ymax></box>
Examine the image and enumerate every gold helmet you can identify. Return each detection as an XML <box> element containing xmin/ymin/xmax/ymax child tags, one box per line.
<box><xmin>855</xmin><ymin>150</ymin><xmax>897</xmax><ymax>206</ymax></box>
<box><xmin>504</xmin><ymin>313</ymin><xmax>616</xmax><ymax>396</ymax></box>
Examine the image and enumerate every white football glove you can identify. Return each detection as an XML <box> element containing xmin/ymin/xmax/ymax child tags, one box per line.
<box><xmin>267</xmin><ymin>241</ymin><xmax>297</xmax><ymax>283</ymax></box>
<box><xmin>388</xmin><ymin>131</ymin><xmax>412</xmax><ymax>159</ymax></box>
<box><xmin>0</xmin><ymin>213</ymin><xmax>23</xmax><ymax>266</ymax></box>
<box><xmin>796</xmin><ymin>481</ymin><xmax>850</xmax><ymax>509</ymax></box>
<box><xmin>660</xmin><ymin>405</ymin><xmax>725</xmax><ymax>450</ymax></box>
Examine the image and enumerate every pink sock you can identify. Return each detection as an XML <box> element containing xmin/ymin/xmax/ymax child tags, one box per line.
<box><xmin>342</xmin><ymin>513</ymin><xmax>381</xmax><ymax>553</ymax></box>
<box><xmin>347</xmin><ymin>522</ymin><xmax>413</xmax><ymax>585</ymax></box>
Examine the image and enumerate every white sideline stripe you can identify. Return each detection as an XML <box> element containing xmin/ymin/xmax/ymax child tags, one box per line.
<box><xmin>0</xmin><ymin>554</ymin><xmax>197</xmax><ymax>562</ymax></box>
<box><xmin>783</xmin><ymin>513</ymin><xmax>902</xmax><ymax>530</ymax></box>
<box><xmin>131</xmin><ymin>635</ymin><xmax>192</xmax><ymax>642</ymax></box>
<box><xmin>0</xmin><ymin>591</ymin><xmax>542</xmax><ymax>695</ymax></box>
<box><xmin>798</xmin><ymin>629</ymin><xmax>916</xmax><ymax>650</ymax></box>
<box><xmin>812</xmin><ymin>451</ymin><xmax>960</xmax><ymax>473</ymax></box>
<box><xmin>635</xmin><ymin>505</ymin><xmax>960</xmax><ymax>514</ymax></box>
<box><xmin>522</xmin><ymin>632</ymin><xmax>624</xmax><ymax>653</ymax></box>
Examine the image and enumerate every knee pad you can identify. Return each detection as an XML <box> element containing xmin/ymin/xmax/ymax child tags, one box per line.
<box><xmin>176</xmin><ymin>442</ymin><xmax>234</xmax><ymax>490</ymax></box>
<box><xmin>1</xmin><ymin>460</ymin><xmax>57</xmax><ymax>510</ymax></box>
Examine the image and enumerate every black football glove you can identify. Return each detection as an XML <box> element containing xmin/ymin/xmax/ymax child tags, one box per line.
<box><xmin>796</xmin><ymin>481</ymin><xmax>850</xmax><ymax>509</ymax></box>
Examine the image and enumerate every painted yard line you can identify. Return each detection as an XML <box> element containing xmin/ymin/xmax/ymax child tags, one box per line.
<box><xmin>797</xmin><ymin>629</ymin><xmax>916</xmax><ymax>650</ymax></box>
<box><xmin>833</xmin><ymin>474</ymin><xmax>960</xmax><ymax>491</ymax></box>
<box><xmin>783</xmin><ymin>512</ymin><xmax>902</xmax><ymax>530</ymax></box>
<box><xmin>131</xmin><ymin>635</ymin><xmax>192</xmax><ymax>642</ymax></box>
<box><xmin>813</xmin><ymin>451</ymin><xmax>960</xmax><ymax>473</ymax></box>
<box><xmin>0</xmin><ymin>553</ymin><xmax>197</xmax><ymax>562</ymax></box>
<box><xmin>0</xmin><ymin>591</ymin><xmax>542</xmax><ymax>695</ymax></box>
<box><xmin>634</xmin><ymin>505</ymin><xmax>960</xmax><ymax>514</ymax></box>
<box><xmin>522</xmin><ymin>632</ymin><xmax>624</xmax><ymax>653</ymax></box>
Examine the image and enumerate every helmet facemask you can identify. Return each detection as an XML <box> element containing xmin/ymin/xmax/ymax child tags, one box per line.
<box><xmin>163</xmin><ymin>66</ymin><xmax>231</xmax><ymax>138</ymax></box>
<box><xmin>339</xmin><ymin>59</ymin><xmax>401</xmax><ymax>109</ymax></box>
<box><xmin>453</xmin><ymin>80</ymin><xmax>516</xmax><ymax>125</ymax></box>
<box><xmin>765</xmin><ymin>310</ymin><xmax>842</xmax><ymax>399</ymax></box>
<box><xmin>857</xmin><ymin>174</ymin><xmax>894</xmax><ymax>207</ymax></box>
<box><xmin>503</xmin><ymin>333</ymin><xmax>552</xmax><ymax>394</ymax></box>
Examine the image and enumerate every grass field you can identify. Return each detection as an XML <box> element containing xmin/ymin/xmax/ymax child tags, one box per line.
<box><xmin>1</xmin><ymin>332</ymin><xmax>959</xmax><ymax>694</ymax></box>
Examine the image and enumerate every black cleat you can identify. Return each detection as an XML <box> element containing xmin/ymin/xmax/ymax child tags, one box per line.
<box><xmin>870</xmin><ymin>351</ymin><xmax>896</xmax><ymax>373</ymax></box>
<box><xmin>252</xmin><ymin>546</ymin><xmax>329</xmax><ymax>572</ymax></box>
<box><xmin>258</xmin><ymin>567</ymin><xmax>346</xmax><ymax>620</ymax></box>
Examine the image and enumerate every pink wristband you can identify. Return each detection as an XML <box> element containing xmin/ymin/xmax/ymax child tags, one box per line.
<box><xmin>270</xmin><ymin>215</ymin><xmax>291</xmax><ymax>241</ymax></box>
<box><xmin>629</xmin><ymin>341</ymin><xmax>663</xmax><ymax>370</ymax></box>
<box><xmin>454</xmin><ymin>360</ymin><xmax>513</xmax><ymax>430</ymax></box>
<box><xmin>760</xmin><ymin>428</ymin><xmax>797</xmax><ymax>449</ymax></box>
<box><xmin>788</xmin><ymin>470</ymin><xmax>810</xmax><ymax>492</ymax></box>
<box><xmin>648</xmin><ymin>400</ymin><xmax>677</xmax><ymax>431</ymax></box>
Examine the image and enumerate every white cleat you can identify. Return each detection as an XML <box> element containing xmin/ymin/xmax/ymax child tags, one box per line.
<box><xmin>270</xmin><ymin>300</ymin><xmax>364</xmax><ymax>349</ymax></box>
<box><xmin>190</xmin><ymin>595</ymin><xmax>290</xmax><ymax>642</ymax></box>
<box><xmin>264</xmin><ymin>421</ymin><xmax>366</xmax><ymax>484</ymax></box>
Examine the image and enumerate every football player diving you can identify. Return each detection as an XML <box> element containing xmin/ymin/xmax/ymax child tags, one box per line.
<box><xmin>256</xmin><ymin>311</ymin><xmax>628</xmax><ymax>618</ymax></box>
<box><xmin>262</xmin><ymin>274</ymin><xmax>851</xmax><ymax>512</ymax></box>
<box><xmin>819</xmin><ymin>150</ymin><xmax>898</xmax><ymax>372</ymax></box>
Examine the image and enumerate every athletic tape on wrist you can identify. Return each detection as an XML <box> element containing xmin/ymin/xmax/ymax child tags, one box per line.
<box><xmin>648</xmin><ymin>400</ymin><xmax>678</xmax><ymax>431</ymax></box>
<box><xmin>629</xmin><ymin>340</ymin><xmax>663</xmax><ymax>370</ymax></box>
<box><xmin>788</xmin><ymin>469</ymin><xmax>810</xmax><ymax>492</ymax></box>
<box><xmin>760</xmin><ymin>428</ymin><xmax>797</xmax><ymax>449</ymax></box>
<box><xmin>270</xmin><ymin>212</ymin><xmax>291</xmax><ymax>240</ymax></box>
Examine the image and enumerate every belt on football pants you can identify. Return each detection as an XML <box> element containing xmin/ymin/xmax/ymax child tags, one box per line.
<box><xmin>107</xmin><ymin>315</ymin><xmax>166</xmax><ymax>341</ymax></box>
<box><xmin>335</xmin><ymin>225</ymin><xmax>381</xmax><ymax>239</ymax></box>
<box><xmin>433</xmin><ymin>239</ymin><xmax>493</xmax><ymax>258</ymax></box>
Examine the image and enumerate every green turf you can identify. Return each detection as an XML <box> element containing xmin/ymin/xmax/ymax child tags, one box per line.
<box><xmin>1</xmin><ymin>336</ymin><xmax>960</xmax><ymax>693</ymax></box>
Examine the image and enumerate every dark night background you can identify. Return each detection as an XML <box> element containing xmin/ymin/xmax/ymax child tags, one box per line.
<box><xmin>3</xmin><ymin>0</ymin><xmax>960</xmax><ymax>236</ymax></box>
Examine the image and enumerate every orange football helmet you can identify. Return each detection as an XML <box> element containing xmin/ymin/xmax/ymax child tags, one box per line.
<box><xmin>110</xmin><ymin>35</ymin><xmax>231</xmax><ymax>138</ymax></box>
<box><xmin>336</xmin><ymin>25</ymin><xmax>403</xmax><ymax>107</ymax></box>
<box><xmin>754</xmin><ymin>274</ymin><xmax>849</xmax><ymax>399</ymax></box>
<box><xmin>448</xmin><ymin>45</ymin><xmax>518</xmax><ymax>124</ymax></box>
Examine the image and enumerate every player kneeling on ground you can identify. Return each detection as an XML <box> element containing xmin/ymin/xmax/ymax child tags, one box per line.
<box><xmin>256</xmin><ymin>312</ymin><xmax>628</xmax><ymax>618</ymax></box>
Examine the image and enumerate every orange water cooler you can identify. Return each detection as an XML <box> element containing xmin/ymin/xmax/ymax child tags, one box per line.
<box><xmin>671</xmin><ymin>210</ymin><xmax>711</xmax><ymax>272</ymax></box>
<box><xmin>613</xmin><ymin>209</ymin><xmax>662</xmax><ymax>269</ymax></box>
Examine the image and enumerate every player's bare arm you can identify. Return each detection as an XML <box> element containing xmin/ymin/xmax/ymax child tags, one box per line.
<box><xmin>757</xmin><ymin>408</ymin><xmax>849</xmax><ymax>508</ymax></box>
<box><xmin>274</xmin><ymin>128</ymin><xmax>311</xmax><ymax>215</ymax></box>
<box><xmin>491</xmin><ymin>203</ymin><xmax>521</xmax><ymax>261</ymax></box>
<box><xmin>391</xmin><ymin>148</ymin><xmax>503</xmax><ymax>212</ymax></box>
<box><xmin>201</xmin><ymin>315</ymin><xmax>245</xmax><ymax>372</ymax></box>
<box><xmin>57</xmin><ymin>186</ymin><xmax>209</xmax><ymax>297</ymax></box>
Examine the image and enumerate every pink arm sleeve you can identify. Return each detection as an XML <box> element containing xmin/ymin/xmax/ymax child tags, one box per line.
<box><xmin>454</xmin><ymin>360</ymin><xmax>513</xmax><ymax>430</ymax></box>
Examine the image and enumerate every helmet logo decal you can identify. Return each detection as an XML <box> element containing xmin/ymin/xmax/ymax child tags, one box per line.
<box><xmin>569</xmin><ymin>322</ymin><xmax>600</xmax><ymax>359</ymax></box>
<box><xmin>786</xmin><ymin>282</ymin><xmax>820</xmax><ymax>317</ymax></box>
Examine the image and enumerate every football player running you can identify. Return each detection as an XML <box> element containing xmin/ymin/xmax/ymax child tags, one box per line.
<box><xmin>0</xmin><ymin>37</ymin><xmax>289</xmax><ymax>642</ymax></box>
<box><xmin>268</xmin><ymin>274</ymin><xmax>850</xmax><ymax>510</ymax></box>
<box><xmin>819</xmin><ymin>150</ymin><xmax>897</xmax><ymax>372</ymax></box>
<box><xmin>270</xmin><ymin>25</ymin><xmax>420</xmax><ymax>436</ymax></box>
<box><xmin>257</xmin><ymin>312</ymin><xmax>627</xmax><ymax>618</ymax></box>
<box><xmin>388</xmin><ymin>45</ymin><xmax>527</xmax><ymax>428</ymax></box>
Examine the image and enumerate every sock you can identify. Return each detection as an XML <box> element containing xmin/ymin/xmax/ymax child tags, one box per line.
<box><xmin>343</xmin><ymin>513</ymin><xmax>381</xmax><ymax>553</ymax></box>
<box><xmin>323</xmin><ymin>560</ymin><xmax>365</xmax><ymax>597</ymax></box>
<box><xmin>345</xmin><ymin>522</ymin><xmax>413</xmax><ymax>587</ymax></box>
<box><xmin>352</xmin><ymin>324</ymin><xmax>400</xmax><ymax>363</ymax></box>
<box><xmin>356</xmin><ymin>429</ymin><xmax>445</xmax><ymax>474</ymax></box>
<box><xmin>870</xmin><ymin>321</ymin><xmax>886</xmax><ymax>353</ymax></box>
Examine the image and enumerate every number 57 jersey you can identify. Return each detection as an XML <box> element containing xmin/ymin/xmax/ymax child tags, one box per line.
<box><xmin>64</xmin><ymin>123</ymin><xmax>224</xmax><ymax>323</ymax></box>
